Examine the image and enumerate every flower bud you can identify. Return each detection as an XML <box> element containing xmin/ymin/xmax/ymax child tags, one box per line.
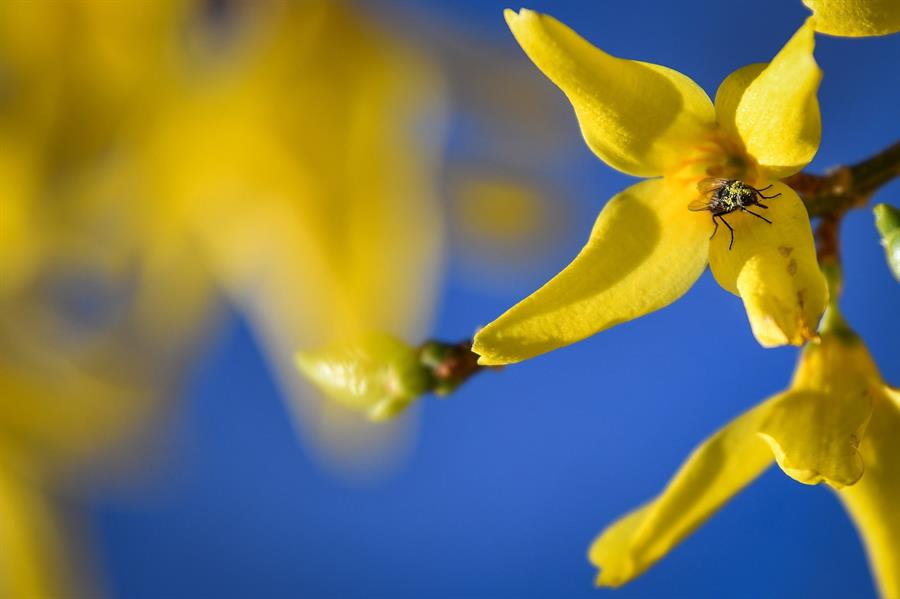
<box><xmin>874</xmin><ymin>203</ymin><xmax>900</xmax><ymax>282</ymax></box>
<box><xmin>295</xmin><ymin>334</ymin><xmax>430</xmax><ymax>422</ymax></box>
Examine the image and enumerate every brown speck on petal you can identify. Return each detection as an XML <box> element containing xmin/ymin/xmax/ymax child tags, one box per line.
<box><xmin>787</xmin><ymin>258</ymin><xmax>798</xmax><ymax>275</ymax></box>
<box><xmin>778</xmin><ymin>245</ymin><xmax>794</xmax><ymax>257</ymax></box>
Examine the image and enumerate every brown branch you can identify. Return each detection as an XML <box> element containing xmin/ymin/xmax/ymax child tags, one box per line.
<box><xmin>784</xmin><ymin>140</ymin><xmax>900</xmax><ymax>218</ymax></box>
<box><xmin>815</xmin><ymin>214</ymin><xmax>842</xmax><ymax>271</ymax></box>
<box><xmin>418</xmin><ymin>339</ymin><xmax>494</xmax><ymax>395</ymax></box>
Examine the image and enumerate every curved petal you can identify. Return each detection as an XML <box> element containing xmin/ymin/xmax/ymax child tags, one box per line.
<box><xmin>505</xmin><ymin>9</ymin><xmax>715</xmax><ymax>178</ymax></box>
<box><xmin>839</xmin><ymin>388</ymin><xmax>900</xmax><ymax>599</ymax></box>
<box><xmin>758</xmin><ymin>334</ymin><xmax>881</xmax><ymax>487</ymax></box>
<box><xmin>589</xmin><ymin>398</ymin><xmax>776</xmax><ymax>586</ymax></box>
<box><xmin>714</xmin><ymin>63</ymin><xmax>766</xmax><ymax>143</ymax></box>
<box><xmin>708</xmin><ymin>183</ymin><xmax>827</xmax><ymax>347</ymax></box>
<box><xmin>473</xmin><ymin>179</ymin><xmax>710</xmax><ymax>365</ymax></box>
<box><xmin>715</xmin><ymin>20</ymin><xmax>821</xmax><ymax>179</ymax></box>
<box><xmin>758</xmin><ymin>390</ymin><xmax>872</xmax><ymax>488</ymax></box>
<box><xmin>804</xmin><ymin>0</ymin><xmax>900</xmax><ymax>37</ymax></box>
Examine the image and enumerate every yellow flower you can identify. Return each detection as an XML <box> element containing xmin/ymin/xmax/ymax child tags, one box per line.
<box><xmin>803</xmin><ymin>0</ymin><xmax>900</xmax><ymax>36</ymax></box>
<box><xmin>589</xmin><ymin>328</ymin><xmax>900</xmax><ymax>597</ymax></box>
<box><xmin>0</xmin><ymin>1</ymin><xmax>214</xmax><ymax>594</ymax></box>
<box><xmin>1</xmin><ymin>0</ymin><xmax>451</xmax><ymax>593</ymax></box>
<box><xmin>473</xmin><ymin>10</ymin><xmax>828</xmax><ymax>365</ymax></box>
<box><xmin>142</xmin><ymin>0</ymin><xmax>446</xmax><ymax>462</ymax></box>
<box><xmin>450</xmin><ymin>173</ymin><xmax>562</xmax><ymax>271</ymax></box>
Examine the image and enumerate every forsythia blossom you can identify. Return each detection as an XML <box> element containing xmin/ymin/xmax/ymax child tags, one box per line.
<box><xmin>473</xmin><ymin>10</ymin><xmax>828</xmax><ymax>365</ymax></box>
<box><xmin>589</xmin><ymin>323</ymin><xmax>900</xmax><ymax>598</ymax></box>
<box><xmin>0</xmin><ymin>0</ymin><xmax>446</xmax><ymax>593</ymax></box>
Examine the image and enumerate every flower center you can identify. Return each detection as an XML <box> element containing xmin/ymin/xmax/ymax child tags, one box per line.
<box><xmin>667</xmin><ymin>131</ymin><xmax>763</xmax><ymax>190</ymax></box>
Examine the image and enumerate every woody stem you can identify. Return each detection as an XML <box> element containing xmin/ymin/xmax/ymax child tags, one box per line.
<box><xmin>784</xmin><ymin>139</ymin><xmax>900</xmax><ymax>271</ymax></box>
<box><xmin>784</xmin><ymin>140</ymin><xmax>900</xmax><ymax>219</ymax></box>
<box><xmin>418</xmin><ymin>339</ymin><xmax>495</xmax><ymax>395</ymax></box>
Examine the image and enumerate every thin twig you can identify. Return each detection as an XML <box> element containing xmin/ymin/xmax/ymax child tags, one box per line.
<box><xmin>785</xmin><ymin>140</ymin><xmax>900</xmax><ymax>218</ymax></box>
<box><xmin>418</xmin><ymin>339</ymin><xmax>493</xmax><ymax>395</ymax></box>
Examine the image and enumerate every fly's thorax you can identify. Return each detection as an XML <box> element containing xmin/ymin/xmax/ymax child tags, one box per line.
<box><xmin>716</xmin><ymin>180</ymin><xmax>759</xmax><ymax>209</ymax></box>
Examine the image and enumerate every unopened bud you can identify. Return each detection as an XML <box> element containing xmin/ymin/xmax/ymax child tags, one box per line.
<box><xmin>874</xmin><ymin>203</ymin><xmax>900</xmax><ymax>282</ymax></box>
<box><xmin>295</xmin><ymin>334</ymin><xmax>430</xmax><ymax>422</ymax></box>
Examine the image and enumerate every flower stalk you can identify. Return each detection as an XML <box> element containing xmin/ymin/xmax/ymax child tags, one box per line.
<box><xmin>418</xmin><ymin>339</ymin><xmax>490</xmax><ymax>396</ymax></box>
<box><xmin>785</xmin><ymin>140</ymin><xmax>900</xmax><ymax>218</ymax></box>
<box><xmin>784</xmin><ymin>139</ymin><xmax>899</xmax><ymax>281</ymax></box>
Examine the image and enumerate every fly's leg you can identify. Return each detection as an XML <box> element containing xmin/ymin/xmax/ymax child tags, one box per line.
<box><xmin>710</xmin><ymin>215</ymin><xmax>720</xmax><ymax>241</ymax></box>
<box><xmin>755</xmin><ymin>184</ymin><xmax>781</xmax><ymax>199</ymax></box>
<box><xmin>719</xmin><ymin>215</ymin><xmax>735</xmax><ymax>250</ymax></box>
<box><xmin>756</xmin><ymin>203</ymin><xmax>769</xmax><ymax>209</ymax></box>
<box><xmin>741</xmin><ymin>207</ymin><xmax>773</xmax><ymax>224</ymax></box>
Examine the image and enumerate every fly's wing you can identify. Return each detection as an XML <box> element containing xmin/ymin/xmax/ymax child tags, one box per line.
<box><xmin>687</xmin><ymin>195</ymin><xmax>714</xmax><ymax>212</ymax></box>
<box><xmin>690</xmin><ymin>177</ymin><xmax>728</xmax><ymax>211</ymax></box>
<box><xmin>696</xmin><ymin>177</ymin><xmax>729</xmax><ymax>194</ymax></box>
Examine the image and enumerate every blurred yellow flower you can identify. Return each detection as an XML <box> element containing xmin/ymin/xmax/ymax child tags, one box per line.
<box><xmin>589</xmin><ymin>326</ymin><xmax>899</xmax><ymax>597</ymax></box>
<box><xmin>0</xmin><ymin>0</ymin><xmax>449</xmax><ymax>592</ymax></box>
<box><xmin>0</xmin><ymin>2</ymin><xmax>216</xmax><ymax>595</ymax></box>
<box><xmin>449</xmin><ymin>172</ymin><xmax>567</xmax><ymax>286</ymax></box>
<box><xmin>803</xmin><ymin>0</ymin><xmax>900</xmax><ymax>36</ymax></box>
<box><xmin>139</xmin><ymin>0</ymin><xmax>446</xmax><ymax>463</ymax></box>
<box><xmin>473</xmin><ymin>10</ymin><xmax>828</xmax><ymax>365</ymax></box>
<box><xmin>453</xmin><ymin>176</ymin><xmax>550</xmax><ymax>252</ymax></box>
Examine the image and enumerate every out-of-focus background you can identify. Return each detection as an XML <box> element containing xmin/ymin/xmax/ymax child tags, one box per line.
<box><xmin>0</xmin><ymin>0</ymin><xmax>897</xmax><ymax>597</ymax></box>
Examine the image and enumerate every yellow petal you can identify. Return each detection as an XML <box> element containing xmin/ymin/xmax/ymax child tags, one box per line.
<box><xmin>0</xmin><ymin>149</ymin><xmax>41</xmax><ymax>298</ymax></box>
<box><xmin>0</xmin><ymin>362</ymin><xmax>159</xmax><ymax>470</ymax></box>
<box><xmin>715</xmin><ymin>20</ymin><xmax>821</xmax><ymax>179</ymax></box>
<box><xmin>590</xmin><ymin>398</ymin><xmax>776</xmax><ymax>586</ymax></box>
<box><xmin>758</xmin><ymin>390</ymin><xmax>871</xmax><ymax>488</ymax></box>
<box><xmin>505</xmin><ymin>9</ymin><xmax>715</xmax><ymax>178</ymax></box>
<box><xmin>839</xmin><ymin>388</ymin><xmax>900</xmax><ymax>599</ymax></box>
<box><xmin>758</xmin><ymin>333</ymin><xmax>883</xmax><ymax>487</ymax></box>
<box><xmin>708</xmin><ymin>183</ymin><xmax>827</xmax><ymax>347</ymax></box>
<box><xmin>473</xmin><ymin>180</ymin><xmax>710</xmax><ymax>365</ymax></box>
<box><xmin>804</xmin><ymin>0</ymin><xmax>900</xmax><ymax>36</ymax></box>
<box><xmin>789</xmin><ymin>329</ymin><xmax>884</xmax><ymax>390</ymax></box>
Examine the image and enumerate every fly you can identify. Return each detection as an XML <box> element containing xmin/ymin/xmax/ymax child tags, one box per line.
<box><xmin>688</xmin><ymin>178</ymin><xmax>781</xmax><ymax>250</ymax></box>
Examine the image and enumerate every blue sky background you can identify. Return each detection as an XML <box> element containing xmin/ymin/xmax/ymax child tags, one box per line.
<box><xmin>95</xmin><ymin>1</ymin><xmax>900</xmax><ymax>597</ymax></box>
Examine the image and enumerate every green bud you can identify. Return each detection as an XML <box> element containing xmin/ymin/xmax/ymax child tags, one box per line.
<box><xmin>295</xmin><ymin>334</ymin><xmax>430</xmax><ymax>422</ymax></box>
<box><xmin>873</xmin><ymin>203</ymin><xmax>900</xmax><ymax>282</ymax></box>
